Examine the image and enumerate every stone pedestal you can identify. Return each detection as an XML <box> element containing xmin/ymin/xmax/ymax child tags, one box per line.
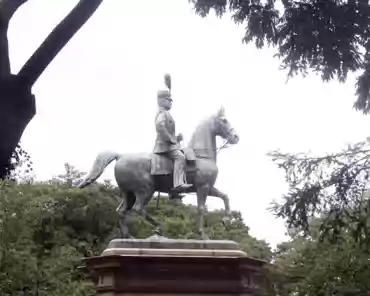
<box><xmin>84</xmin><ymin>237</ymin><xmax>266</xmax><ymax>296</ymax></box>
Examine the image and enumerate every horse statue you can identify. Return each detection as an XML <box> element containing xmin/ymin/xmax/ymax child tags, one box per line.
<box><xmin>78</xmin><ymin>106</ymin><xmax>239</xmax><ymax>240</ymax></box>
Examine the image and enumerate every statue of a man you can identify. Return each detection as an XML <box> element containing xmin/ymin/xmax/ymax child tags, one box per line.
<box><xmin>153</xmin><ymin>78</ymin><xmax>192</xmax><ymax>196</ymax></box>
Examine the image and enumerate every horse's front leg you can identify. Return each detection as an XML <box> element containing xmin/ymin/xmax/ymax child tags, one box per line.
<box><xmin>197</xmin><ymin>185</ymin><xmax>209</xmax><ymax>240</ymax></box>
<box><xmin>209</xmin><ymin>187</ymin><xmax>232</xmax><ymax>226</ymax></box>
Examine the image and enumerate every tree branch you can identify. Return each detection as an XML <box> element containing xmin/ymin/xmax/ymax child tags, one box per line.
<box><xmin>0</xmin><ymin>0</ymin><xmax>28</xmax><ymax>78</ymax></box>
<box><xmin>0</xmin><ymin>0</ymin><xmax>28</xmax><ymax>22</ymax></box>
<box><xmin>17</xmin><ymin>0</ymin><xmax>104</xmax><ymax>88</ymax></box>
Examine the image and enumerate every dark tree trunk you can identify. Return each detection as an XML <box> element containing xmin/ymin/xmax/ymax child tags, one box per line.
<box><xmin>0</xmin><ymin>0</ymin><xmax>104</xmax><ymax>179</ymax></box>
<box><xmin>0</xmin><ymin>23</ymin><xmax>10</xmax><ymax>77</ymax></box>
<box><xmin>0</xmin><ymin>75</ymin><xmax>35</xmax><ymax>178</ymax></box>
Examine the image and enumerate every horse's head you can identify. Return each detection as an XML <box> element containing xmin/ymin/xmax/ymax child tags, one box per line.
<box><xmin>213</xmin><ymin>106</ymin><xmax>239</xmax><ymax>145</ymax></box>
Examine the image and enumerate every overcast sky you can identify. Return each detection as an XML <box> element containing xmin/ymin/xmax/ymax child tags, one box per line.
<box><xmin>9</xmin><ymin>0</ymin><xmax>370</xmax><ymax>248</ymax></box>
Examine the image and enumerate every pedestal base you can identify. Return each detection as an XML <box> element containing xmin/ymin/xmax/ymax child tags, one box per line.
<box><xmin>102</xmin><ymin>236</ymin><xmax>246</xmax><ymax>258</ymax></box>
<box><xmin>84</xmin><ymin>237</ymin><xmax>266</xmax><ymax>296</ymax></box>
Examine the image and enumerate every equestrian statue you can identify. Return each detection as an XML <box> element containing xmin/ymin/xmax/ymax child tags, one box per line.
<box><xmin>78</xmin><ymin>74</ymin><xmax>240</xmax><ymax>240</ymax></box>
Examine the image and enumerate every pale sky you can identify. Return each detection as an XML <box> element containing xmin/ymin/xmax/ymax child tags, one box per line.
<box><xmin>9</xmin><ymin>0</ymin><xmax>370</xmax><ymax>248</ymax></box>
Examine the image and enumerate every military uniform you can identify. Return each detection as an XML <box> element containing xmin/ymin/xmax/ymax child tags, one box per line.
<box><xmin>153</xmin><ymin>89</ymin><xmax>191</xmax><ymax>193</ymax></box>
<box><xmin>154</xmin><ymin>107</ymin><xmax>180</xmax><ymax>153</ymax></box>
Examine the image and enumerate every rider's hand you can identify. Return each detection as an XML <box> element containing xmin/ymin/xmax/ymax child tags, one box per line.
<box><xmin>177</xmin><ymin>133</ymin><xmax>183</xmax><ymax>142</ymax></box>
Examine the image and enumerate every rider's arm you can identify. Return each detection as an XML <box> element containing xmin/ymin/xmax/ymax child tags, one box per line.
<box><xmin>156</xmin><ymin>113</ymin><xmax>177</xmax><ymax>144</ymax></box>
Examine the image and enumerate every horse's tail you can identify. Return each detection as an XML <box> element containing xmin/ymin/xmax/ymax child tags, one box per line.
<box><xmin>78</xmin><ymin>151</ymin><xmax>120</xmax><ymax>188</ymax></box>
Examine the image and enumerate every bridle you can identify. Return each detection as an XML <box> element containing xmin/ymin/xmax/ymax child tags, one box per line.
<box><xmin>217</xmin><ymin>139</ymin><xmax>229</xmax><ymax>153</ymax></box>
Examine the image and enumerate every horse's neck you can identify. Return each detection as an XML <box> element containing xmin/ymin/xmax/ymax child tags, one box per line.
<box><xmin>188</xmin><ymin>118</ymin><xmax>217</xmax><ymax>161</ymax></box>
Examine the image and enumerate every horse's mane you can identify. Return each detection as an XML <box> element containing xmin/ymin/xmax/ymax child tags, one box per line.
<box><xmin>187</xmin><ymin>115</ymin><xmax>217</xmax><ymax>160</ymax></box>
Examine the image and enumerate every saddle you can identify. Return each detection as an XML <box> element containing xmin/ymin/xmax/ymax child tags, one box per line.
<box><xmin>150</xmin><ymin>148</ymin><xmax>197</xmax><ymax>175</ymax></box>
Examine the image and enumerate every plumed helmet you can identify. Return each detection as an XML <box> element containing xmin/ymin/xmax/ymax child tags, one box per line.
<box><xmin>164</xmin><ymin>73</ymin><xmax>171</xmax><ymax>91</ymax></box>
<box><xmin>157</xmin><ymin>73</ymin><xmax>172</xmax><ymax>100</ymax></box>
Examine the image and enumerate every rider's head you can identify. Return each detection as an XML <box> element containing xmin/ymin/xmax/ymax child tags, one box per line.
<box><xmin>157</xmin><ymin>89</ymin><xmax>172</xmax><ymax>110</ymax></box>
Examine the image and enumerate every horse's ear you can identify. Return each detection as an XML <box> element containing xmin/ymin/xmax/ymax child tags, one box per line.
<box><xmin>217</xmin><ymin>106</ymin><xmax>225</xmax><ymax>117</ymax></box>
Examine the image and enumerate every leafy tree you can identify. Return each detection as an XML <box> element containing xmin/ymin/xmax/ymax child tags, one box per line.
<box><xmin>268</xmin><ymin>139</ymin><xmax>370</xmax><ymax>246</ymax></box>
<box><xmin>190</xmin><ymin>0</ymin><xmax>370</xmax><ymax>113</ymax></box>
<box><xmin>0</xmin><ymin>180</ymin><xmax>120</xmax><ymax>296</ymax></box>
<box><xmin>49</xmin><ymin>163</ymin><xmax>86</xmax><ymax>188</ymax></box>
<box><xmin>4</xmin><ymin>143</ymin><xmax>33</xmax><ymax>182</ymax></box>
<box><xmin>265</xmin><ymin>218</ymin><xmax>370</xmax><ymax>296</ymax></box>
<box><xmin>0</xmin><ymin>0</ymin><xmax>103</xmax><ymax>179</ymax></box>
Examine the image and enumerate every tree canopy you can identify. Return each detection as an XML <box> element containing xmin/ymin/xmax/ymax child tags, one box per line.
<box><xmin>4</xmin><ymin>144</ymin><xmax>33</xmax><ymax>182</ymax></box>
<box><xmin>190</xmin><ymin>0</ymin><xmax>370</xmax><ymax>113</ymax></box>
<box><xmin>265</xmin><ymin>218</ymin><xmax>370</xmax><ymax>296</ymax></box>
<box><xmin>267</xmin><ymin>139</ymin><xmax>370</xmax><ymax>247</ymax></box>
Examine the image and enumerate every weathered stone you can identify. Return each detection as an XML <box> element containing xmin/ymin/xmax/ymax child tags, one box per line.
<box><xmin>85</xmin><ymin>238</ymin><xmax>266</xmax><ymax>296</ymax></box>
<box><xmin>105</xmin><ymin>236</ymin><xmax>240</xmax><ymax>251</ymax></box>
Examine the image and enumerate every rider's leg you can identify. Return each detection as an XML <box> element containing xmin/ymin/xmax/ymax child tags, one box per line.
<box><xmin>168</xmin><ymin>149</ymin><xmax>192</xmax><ymax>191</ymax></box>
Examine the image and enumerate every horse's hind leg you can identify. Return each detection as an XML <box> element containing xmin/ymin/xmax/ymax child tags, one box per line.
<box><xmin>116</xmin><ymin>191</ymin><xmax>135</xmax><ymax>238</ymax></box>
<box><xmin>133</xmin><ymin>192</ymin><xmax>164</xmax><ymax>237</ymax></box>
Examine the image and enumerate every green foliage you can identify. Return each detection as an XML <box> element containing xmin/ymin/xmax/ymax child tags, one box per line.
<box><xmin>268</xmin><ymin>138</ymin><xmax>370</xmax><ymax>246</ymax></box>
<box><xmin>190</xmin><ymin>0</ymin><xmax>370</xmax><ymax>113</ymax></box>
<box><xmin>49</xmin><ymin>163</ymin><xmax>86</xmax><ymax>188</ymax></box>
<box><xmin>3</xmin><ymin>144</ymin><xmax>33</xmax><ymax>182</ymax></box>
<box><xmin>265</xmin><ymin>220</ymin><xmax>370</xmax><ymax>296</ymax></box>
<box><xmin>0</xmin><ymin>180</ymin><xmax>117</xmax><ymax>296</ymax></box>
<box><xmin>0</xmin><ymin>165</ymin><xmax>270</xmax><ymax>295</ymax></box>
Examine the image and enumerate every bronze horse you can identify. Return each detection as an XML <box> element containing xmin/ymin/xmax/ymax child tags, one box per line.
<box><xmin>78</xmin><ymin>107</ymin><xmax>239</xmax><ymax>239</ymax></box>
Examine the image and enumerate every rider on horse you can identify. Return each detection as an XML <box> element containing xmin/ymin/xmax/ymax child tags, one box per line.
<box><xmin>153</xmin><ymin>75</ymin><xmax>192</xmax><ymax>199</ymax></box>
